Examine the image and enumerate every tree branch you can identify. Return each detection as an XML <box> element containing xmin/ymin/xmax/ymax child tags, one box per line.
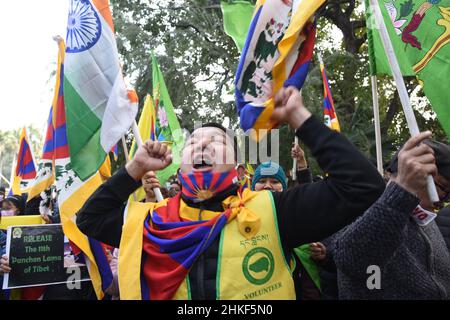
<box><xmin>175</xmin><ymin>23</ymin><xmax>215</xmax><ymax>44</ymax></box>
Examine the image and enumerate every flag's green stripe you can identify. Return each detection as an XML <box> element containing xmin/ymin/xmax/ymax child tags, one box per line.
<box><xmin>64</xmin><ymin>77</ymin><xmax>106</xmax><ymax>180</ymax></box>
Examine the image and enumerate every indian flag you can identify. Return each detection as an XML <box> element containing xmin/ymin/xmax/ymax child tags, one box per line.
<box><xmin>64</xmin><ymin>0</ymin><xmax>138</xmax><ymax>180</ymax></box>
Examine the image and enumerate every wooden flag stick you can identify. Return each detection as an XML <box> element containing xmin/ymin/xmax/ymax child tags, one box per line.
<box><xmin>369</xmin><ymin>0</ymin><xmax>438</xmax><ymax>202</ymax></box>
<box><xmin>292</xmin><ymin>136</ymin><xmax>298</xmax><ymax>181</ymax></box>
<box><xmin>371</xmin><ymin>75</ymin><xmax>384</xmax><ymax>175</ymax></box>
<box><xmin>0</xmin><ymin>172</ymin><xmax>10</xmax><ymax>186</ymax></box>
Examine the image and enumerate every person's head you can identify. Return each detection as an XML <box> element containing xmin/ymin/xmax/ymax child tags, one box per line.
<box><xmin>1</xmin><ymin>195</ymin><xmax>25</xmax><ymax>216</ymax></box>
<box><xmin>388</xmin><ymin>139</ymin><xmax>450</xmax><ymax>209</ymax></box>
<box><xmin>168</xmin><ymin>181</ymin><xmax>181</xmax><ymax>197</ymax></box>
<box><xmin>251</xmin><ymin>161</ymin><xmax>287</xmax><ymax>192</ymax></box>
<box><xmin>236</xmin><ymin>164</ymin><xmax>246</xmax><ymax>179</ymax></box>
<box><xmin>160</xmin><ymin>187</ymin><xmax>169</xmax><ymax>199</ymax></box>
<box><xmin>180</xmin><ymin>123</ymin><xmax>238</xmax><ymax>175</ymax></box>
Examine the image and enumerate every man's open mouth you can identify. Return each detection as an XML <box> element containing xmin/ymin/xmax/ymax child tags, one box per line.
<box><xmin>192</xmin><ymin>154</ymin><xmax>214</xmax><ymax>171</ymax></box>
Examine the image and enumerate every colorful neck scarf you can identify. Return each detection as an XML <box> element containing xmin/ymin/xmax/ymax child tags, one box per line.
<box><xmin>178</xmin><ymin>169</ymin><xmax>239</xmax><ymax>202</ymax></box>
<box><xmin>140</xmin><ymin>189</ymin><xmax>261</xmax><ymax>300</ymax></box>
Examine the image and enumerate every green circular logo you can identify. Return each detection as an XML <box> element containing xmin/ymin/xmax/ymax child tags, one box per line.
<box><xmin>242</xmin><ymin>247</ymin><xmax>275</xmax><ymax>285</ymax></box>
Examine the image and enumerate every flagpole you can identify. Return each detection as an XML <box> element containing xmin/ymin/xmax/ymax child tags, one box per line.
<box><xmin>9</xmin><ymin>154</ymin><xmax>16</xmax><ymax>194</ymax></box>
<box><xmin>371</xmin><ymin>75</ymin><xmax>383</xmax><ymax>175</ymax></box>
<box><xmin>369</xmin><ymin>0</ymin><xmax>438</xmax><ymax>202</ymax></box>
<box><xmin>292</xmin><ymin>136</ymin><xmax>298</xmax><ymax>181</ymax></box>
<box><xmin>0</xmin><ymin>172</ymin><xmax>10</xmax><ymax>187</ymax></box>
<box><xmin>131</xmin><ymin>120</ymin><xmax>164</xmax><ymax>202</ymax></box>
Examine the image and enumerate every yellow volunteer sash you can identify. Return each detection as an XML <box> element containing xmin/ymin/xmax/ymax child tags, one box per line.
<box><xmin>215</xmin><ymin>190</ymin><xmax>295</xmax><ymax>300</ymax></box>
<box><xmin>119</xmin><ymin>190</ymin><xmax>295</xmax><ymax>300</ymax></box>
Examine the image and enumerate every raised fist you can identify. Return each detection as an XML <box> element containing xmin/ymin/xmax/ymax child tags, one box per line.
<box><xmin>126</xmin><ymin>141</ymin><xmax>172</xmax><ymax>181</ymax></box>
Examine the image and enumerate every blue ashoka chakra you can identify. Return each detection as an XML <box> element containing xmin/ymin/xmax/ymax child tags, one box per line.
<box><xmin>66</xmin><ymin>0</ymin><xmax>102</xmax><ymax>53</ymax></box>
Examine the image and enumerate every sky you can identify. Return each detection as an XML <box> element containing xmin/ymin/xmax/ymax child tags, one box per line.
<box><xmin>0</xmin><ymin>1</ymin><xmax>69</xmax><ymax>133</ymax></box>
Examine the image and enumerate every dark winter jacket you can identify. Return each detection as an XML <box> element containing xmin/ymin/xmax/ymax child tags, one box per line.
<box><xmin>335</xmin><ymin>183</ymin><xmax>450</xmax><ymax>299</ymax></box>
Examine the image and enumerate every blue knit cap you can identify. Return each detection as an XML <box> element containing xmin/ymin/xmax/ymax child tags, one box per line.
<box><xmin>251</xmin><ymin>161</ymin><xmax>287</xmax><ymax>191</ymax></box>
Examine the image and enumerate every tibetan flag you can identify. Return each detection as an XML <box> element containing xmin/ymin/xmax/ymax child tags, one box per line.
<box><xmin>152</xmin><ymin>54</ymin><xmax>185</xmax><ymax>185</ymax></box>
<box><xmin>27</xmin><ymin>108</ymin><xmax>55</xmax><ymax>201</ymax></box>
<box><xmin>53</xmin><ymin>39</ymin><xmax>113</xmax><ymax>300</ymax></box>
<box><xmin>27</xmin><ymin>41</ymin><xmax>66</xmax><ymax>201</ymax></box>
<box><xmin>320</xmin><ymin>58</ymin><xmax>340</xmax><ymax>132</ymax></box>
<box><xmin>137</xmin><ymin>195</ymin><xmax>232</xmax><ymax>300</ymax></box>
<box><xmin>10</xmin><ymin>128</ymin><xmax>37</xmax><ymax>195</ymax></box>
<box><xmin>221</xmin><ymin>0</ymin><xmax>255</xmax><ymax>52</ymax></box>
<box><xmin>64</xmin><ymin>0</ymin><xmax>138</xmax><ymax>181</ymax></box>
<box><xmin>365</xmin><ymin>0</ymin><xmax>450</xmax><ymax>138</ymax></box>
<box><xmin>111</xmin><ymin>143</ymin><xmax>119</xmax><ymax>161</ymax></box>
<box><xmin>235</xmin><ymin>0</ymin><xmax>325</xmax><ymax>138</ymax></box>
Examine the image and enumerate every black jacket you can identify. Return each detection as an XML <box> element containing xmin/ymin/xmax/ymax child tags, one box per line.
<box><xmin>76</xmin><ymin>116</ymin><xmax>385</xmax><ymax>299</ymax></box>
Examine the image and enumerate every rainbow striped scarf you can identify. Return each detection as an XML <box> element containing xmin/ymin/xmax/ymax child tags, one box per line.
<box><xmin>139</xmin><ymin>187</ymin><xmax>261</xmax><ymax>300</ymax></box>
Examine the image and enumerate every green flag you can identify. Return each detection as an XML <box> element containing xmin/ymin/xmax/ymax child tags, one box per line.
<box><xmin>293</xmin><ymin>245</ymin><xmax>321</xmax><ymax>293</ymax></box>
<box><xmin>152</xmin><ymin>54</ymin><xmax>185</xmax><ymax>185</ymax></box>
<box><xmin>221</xmin><ymin>1</ymin><xmax>254</xmax><ymax>52</ymax></box>
<box><xmin>365</xmin><ymin>0</ymin><xmax>415</xmax><ymax>76</ymax></box>
<box><xmin>366</xmin><ymin>0</ymin><xmax>450</xmax><ymax>138</ymax></box>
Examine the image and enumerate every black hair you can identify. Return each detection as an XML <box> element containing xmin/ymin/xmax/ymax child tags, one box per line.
<box><xmin>3</xmin><ymin>195</ymin><xmax>25</xmax><ymax>215</ymax></box>
<box><xmin>191</xmin><ymin>122</ymin><xmax>239</xmax><ymax>162</ymax></box>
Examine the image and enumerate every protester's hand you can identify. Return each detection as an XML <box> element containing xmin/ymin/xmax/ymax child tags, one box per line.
<box><xmin>271</xmin><ymin>86</ymin><xmax>312</xmax><ymax>130</ymax></box>
<box><xmin>310</xmin><ymin>242</ymin><xmax>326</xmax><ymax>261</ymax></box>
<box><xmin>393</xmin><ymin>131</ymin><xmax>437</xmax><ymax>196</ymax></box>
<box><xmin>126</xmin><ymin>141</ymin><xmax>172</xmax><ymax>181</ymax></box>
<box><xmin>105</xmin><ymin>249</ymin><xmax>113</xmax><ymax>264</ymax></box>
<box><xmin>142</xmin><ymin>171</ymin><xmax>162</xmax><ymax>189</ymax></box>
<box><xmin>0</xmin><ymin>255</ymin><xmax>11</xmax><ymax>274</ymax></box>
<box><xmin>41</xmin><ymin>213</ymin><xmax>52</xmax><ymax>224</ymax></box>
<box><xmin>291</xmin><ymin>143</ymin><xmax>307</xmax><ymax>170</ymax></box>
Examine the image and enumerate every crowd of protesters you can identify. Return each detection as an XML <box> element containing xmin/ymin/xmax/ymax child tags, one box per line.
<box><xmin>1</xmin><ymin>88</ymin><xmax>450</xmax><ymax>300</ymax></box>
